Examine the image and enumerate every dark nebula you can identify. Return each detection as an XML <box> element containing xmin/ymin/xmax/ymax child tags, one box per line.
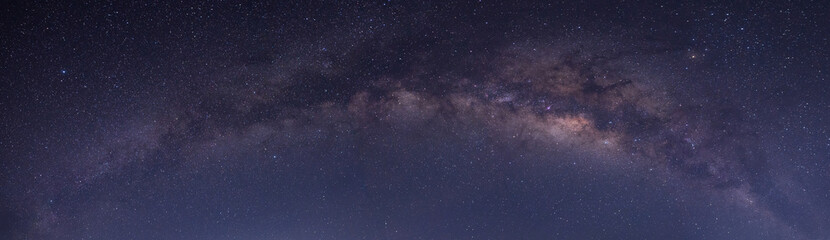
<box><xmin>2</xmin><ymin>1</ymin><xmax>829</xmax><ymax>239</ymax></box>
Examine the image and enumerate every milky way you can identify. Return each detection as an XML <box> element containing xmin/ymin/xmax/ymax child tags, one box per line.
<box><xmin>2</xmin><ymin>1</ymin><xmax>830</xmax><ymax>239</ymax></box>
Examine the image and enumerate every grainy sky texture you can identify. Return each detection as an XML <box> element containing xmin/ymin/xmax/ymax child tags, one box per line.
<box><xmin>1</xmin><ymin>1</ymin><xmax>829</xmax><ymax>239</ymax></box>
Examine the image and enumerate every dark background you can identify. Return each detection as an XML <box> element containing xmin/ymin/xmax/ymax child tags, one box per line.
<box><xmin>1</xmin><ymin>1</ymin><xmax>829</xmax><ymax>239</ymax></box>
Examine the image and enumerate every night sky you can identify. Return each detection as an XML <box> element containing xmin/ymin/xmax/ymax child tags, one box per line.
<box><xmin>2</xmin><ymin>1</ymin><xmax>830</xmax><ymax>239</ymax></box>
